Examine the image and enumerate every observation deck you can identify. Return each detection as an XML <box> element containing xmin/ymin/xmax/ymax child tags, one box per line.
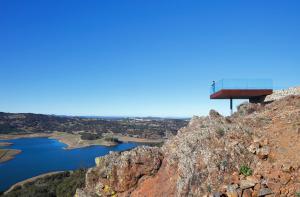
<box><xmin>210</xmin><ymin>79</ymin><xmax>273</xmax><ymax>113</ymax></box>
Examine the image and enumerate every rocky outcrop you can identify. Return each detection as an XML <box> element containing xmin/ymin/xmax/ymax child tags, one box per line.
<box><xmin>130</xmin><ymin>109</ymin><xmax>259</xmax><ymax>196</ymax></box>
<box><xmin>76</xmin><ymin>90</ymin><xmax>300</xmax><ymax>197</ymax></box>
<box><xmin>265</xmin><ymin>86</ymin><xmax>300</xmax><ymax>102</ymax></box>
<box><xmin>76</xmin><ymin>146</ymin><xmax>163</xmax><ymax>197</ymax></box>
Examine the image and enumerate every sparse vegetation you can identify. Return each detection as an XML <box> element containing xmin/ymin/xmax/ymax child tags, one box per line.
<box><xmin>80</xmin><ymin>133</ymin><xmax>101</xmax><ymax>140</ymax></box>
<box><xmin>144</xmin><ymin>141</ymin><xmax>164</xmax><ymax>147</ymax></box>
<box><xmin>216</xmin><ymin>127</ymin><xmax>225</xmax><ymax>137</ymax></box>
<box><xmin>104</xmin><ymin>136</ymin><xmax>120</xmax><ymax>143</ymax></box>
<box><xmin>243</xmin><ymin>127</ymin><xmax>253</xmax><ymax>136</ymax></box>
<box><xmin>239</xmin><ymin>165</ymin><xmax>253</xmax><ymax>176</ymax></box>
<box><xmin>218</xmin><ymin>159</ymin><xmax>228</xmax><ymax>171</ymax></box>
<box><xmin>3</xmin><ymin>169</ymin><xmax>86</xmax><ymax>197</ymax></box>
<box><xmin>200</xmin><ymin>124</ymin><xmax>207</xmax><ymax>128</ymax></box>
<box><xmin>258</xmin><ymin>116</ymin><xmax>272</xmax><ymax>124</ymax></box>
<box><xmin>207</xmin><ymin>184</ymin><xmax>212</xmax><ymax>193</ymax></box>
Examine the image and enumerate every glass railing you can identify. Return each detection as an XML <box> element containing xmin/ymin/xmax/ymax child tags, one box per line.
<box><xmin>210</xmin><ymin>79</ymin><xmax>273</xmax><ymax>94</ymax></box>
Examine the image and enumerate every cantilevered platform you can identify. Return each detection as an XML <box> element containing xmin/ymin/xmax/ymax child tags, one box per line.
<box><xmin>210</xmin><ymin>89</ymin><xmax>273</xmax><ymax>100</ymax></box>
<box><xmin>210</xmin><ymin>79</ymin><xmax>273</xmax><ymax>101</ymax></box>
<box><xmin>210</xmin><ymin>79</ymin><xmax>273</xmax><ymax>113</ymax></box>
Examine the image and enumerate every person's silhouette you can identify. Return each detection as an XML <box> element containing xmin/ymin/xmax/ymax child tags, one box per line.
<box><xmin>212</xmin><ymin>81</ymin><xmax>215</xmax><ymax>93</ymax></box>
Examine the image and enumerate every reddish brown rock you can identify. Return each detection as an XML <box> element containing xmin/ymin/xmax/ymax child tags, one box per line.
<box><xmin>240</xmin><ymin>179</ymin><xmax>256</xmax><ymax>189</ymax></box>
<box><xmin>257</xmin><ymin>146</ymin><xmax>270</xmax><ymax>160</ymax></box>
<box><xmin>75</xmin><ymin>94</ymin><xmax>300</xmax><ymax>197</ymax></box>
<box><xmin>252</xmin><ymin>183</ymin><xmax>261</xmax><ymax>197</ymax></box>
<box><xmin>266</xmin><ymin>180</ymin><xmax>281</xmax><ymax>194</ymax></box>
<box><xmin>226</xmin><ymin>191</ymin><xmax>238</xmax><ymax>197</ymax></box>
<box><xmin>81</xmin><ymin>146</ymin><xmax>163</xmax><ymax>196</ymax></box>
<box><xmin>230</xmin><ymin>172</ymin><xmax>240</xmax><ymax>184</ymax></box>
<box><xmin>279</xmin><ymin>173</ymin><xmax>291</xmax><ymax>185</ymax></box>
<box><xmin>246</xmin><ymin>175</ymin><xmax>260</xmax><ymax>185</ymax></box>
<box><xmin>258</xmin><ymin>188</ymin><xmax>273</xmax><ymax>196</ymax></box>
<box><xmin>248</xmin><ymin>142</ymin><xmax>260</xmax><ymax>154</ymax></box>
<box><xmin>242</xmin><ymin>188</ymin><xmax>253</xmax><ymax>197</ymax></box>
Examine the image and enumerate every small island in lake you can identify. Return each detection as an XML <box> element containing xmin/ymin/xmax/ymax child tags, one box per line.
<box><xmin>0</xmin><ymin>142</ymin><xmax>13</xmax><ymax>147</ymax></box>
<box><xmin>0</xmin><ymin>142</ymin><xmax>21</xmax><ymax>163</ymax></box>
<box><xmin>0</xmin><ymin>149</ymin><xmax>22</xmax><ymax>163</ymax></box>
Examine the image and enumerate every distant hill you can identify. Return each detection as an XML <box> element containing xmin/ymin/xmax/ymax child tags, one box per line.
<box><xmin>0</xmin><ymin>112</ymin><xmax>188</xmax><ymax>139</ymax></box>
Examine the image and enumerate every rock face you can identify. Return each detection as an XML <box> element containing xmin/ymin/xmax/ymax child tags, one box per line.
<box><xmin>76</xmin><ymin>146</ymin><xmax>163</xmax><ymax>197</ymax></box>
<box><xmin>76</xmin><ymin>91</ymin><xmax>300</xmax><ymax>197</ymax></box>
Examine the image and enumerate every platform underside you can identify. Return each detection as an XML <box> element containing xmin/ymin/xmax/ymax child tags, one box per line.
<box><xmin>210</xmin><ymin>89</ymin><xmax>273</xmax><ymax>99</ymax></box>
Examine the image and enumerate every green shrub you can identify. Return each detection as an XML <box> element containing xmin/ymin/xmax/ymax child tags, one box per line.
<box><xmin>216</xmin><ymin>127</ymin><xmax>225</xmax><ymax>137</ymax></box>
<box><xmin>104</xmin><ymin>136</ymin><xmax>120</xmax><ymax>143</ymax></box>
<box><xmin>145</xmin><ymin>141</ymin><xmax>164</xmax><ymax>147</ymax></box>
<box><xmin>295</xmin><ymin>192</ymin><xmax>300</xmax><ymax>197</ymax></box>
<box><xmin>218</xmin><ymin>160</ymin><xmax>228</xmax><ymax>171</ymax></box>
<box><xmin>207</xmin><ymin>184</ymin><xmax>212</xmax><ymax>193</ymax></box>
<box><xmin>56</xmin><ymin>169</ymin><xmax>86</xmax><ymax>197</ymax></box>
<box><xmin>80</xmin><ymin>133</ymin><xmax>101</xmax><ymax>140</ymax></box>
<box><xmin>239</xmin><ymin>165</ymin><xmax>253</xmax><ymax>176</ymax></box>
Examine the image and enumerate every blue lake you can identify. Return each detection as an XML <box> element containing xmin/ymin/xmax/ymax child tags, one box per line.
<box><xmin>0</xmin><ymin>137</ymin><xmax>139</xmax><ymax>192</ymax></box>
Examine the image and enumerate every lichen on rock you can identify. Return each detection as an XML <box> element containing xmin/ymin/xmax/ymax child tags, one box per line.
<box><xmin>76</xmin><ymin>146</ymin><xmax>163</xmax><ymax>197</ymax></box>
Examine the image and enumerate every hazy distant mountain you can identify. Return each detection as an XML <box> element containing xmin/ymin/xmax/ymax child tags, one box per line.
<box><xmin>0</xmin><ymin>112</ymin><xmax>188</xmax><ymax>139</ymax></box>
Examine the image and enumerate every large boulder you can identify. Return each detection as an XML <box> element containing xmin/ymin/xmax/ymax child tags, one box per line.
<box><xmin>78</xmin><ymin>146</ymin><xmax>163</xmax><ymax>197</ymax></box>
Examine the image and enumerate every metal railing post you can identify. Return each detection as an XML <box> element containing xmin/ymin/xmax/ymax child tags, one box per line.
<box><xmin>230</xmin><ymin>98</ymin><xmax>233</xmax><ymax>115</ymax></box>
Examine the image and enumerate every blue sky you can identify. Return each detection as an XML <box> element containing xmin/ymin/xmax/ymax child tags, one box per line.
<box><xmin>0</xmin><ymin>0</ymin><xmax>299</xmax><ymax>117</ymax></box>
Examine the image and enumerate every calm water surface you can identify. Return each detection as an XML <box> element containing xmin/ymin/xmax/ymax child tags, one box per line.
<box><xmin>0</xmin><ymin>137</ymin><xmax>138</xmax><ymax>191</ymax></box>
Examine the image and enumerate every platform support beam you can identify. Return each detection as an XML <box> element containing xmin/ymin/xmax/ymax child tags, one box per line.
<box><xmin>230</xmin><ymin>98</ymin><xmax>233</xmax><ymax>115</ymax></box>
<box><xmin>249</xmin><ymin>95</ymin><xmax>266</xmax><ymax>103</ymax></box>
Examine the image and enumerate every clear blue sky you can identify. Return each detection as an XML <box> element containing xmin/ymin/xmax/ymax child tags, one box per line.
<box><xmin>0</xmin><ymin>0</ymin><xmax>299</xmax><ymax>117</ymax></box>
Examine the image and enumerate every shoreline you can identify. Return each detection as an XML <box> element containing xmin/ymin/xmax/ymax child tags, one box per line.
<box><xmin>0</xmin><ymin>132</ymin><xmax>164</xmax><ymax>150</ymax></box>
<box><xmin>4</xmin><ymin>171</ymin><xmax>64</xmax><ymax>194</ymax></box>
<box><xmin>116</xmin><ymin>135</ymin><xmax>163</xmax><ymax>144</ymax></box>
<box><xmin>0</xmin><ymin>132</ymin><xmax>117</xmax><ymax>150</ymax></box>
<box><xmin>0</xmin><ymin>133</ymin><xmax>163</xmax><ymax>192</ymax></box>
<box><xmin>49</xmin><ymin>132</ymin><xmax>118</xmax><ymax>149</ymax></box>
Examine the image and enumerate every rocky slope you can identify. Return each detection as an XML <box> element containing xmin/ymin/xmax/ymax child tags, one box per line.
<box><xmin>265</xmin><ymin>87</ymin><xmax>300</xmax><ymax>102</ymax></box>
<box><xmin>76</xmin><ymin>89</ymin><xmax>300</xmax><ymax>197</ymax></box>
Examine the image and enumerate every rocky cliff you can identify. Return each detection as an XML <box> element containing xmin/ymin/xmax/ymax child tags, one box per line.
<box><xmin>76</xmin><ymin>88</ymin><xmax>300</xmax><ymax>197</ymax></box>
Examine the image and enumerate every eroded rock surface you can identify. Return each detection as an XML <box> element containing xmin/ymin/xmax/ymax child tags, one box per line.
<box><xmin>76</xmin><ymin>90</ymin><xmax>300</xmax><ymax>197</ymax></box>
<box><xmin>76</xmin><ymin>146</ymin><xmax>163</xmax><ymax>197</ymax></box>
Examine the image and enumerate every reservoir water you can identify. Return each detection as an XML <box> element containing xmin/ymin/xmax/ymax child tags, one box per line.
<box><xmin>0</xmin><ymin>137</ymin><xmax>138</xmax><ymax>192</ymax></box>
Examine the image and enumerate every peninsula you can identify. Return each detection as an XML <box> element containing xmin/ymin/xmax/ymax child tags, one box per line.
<box><xmin>0</xmin><ymin>149</ymin><xmax>21</xmax><ymax>163</ymax></box>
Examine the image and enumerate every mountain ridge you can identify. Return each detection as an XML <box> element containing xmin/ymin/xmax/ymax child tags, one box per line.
<box><xmin>0</xmin><ymin>112</ymin><xmax>187</xmax><ymax>140</ymax></box>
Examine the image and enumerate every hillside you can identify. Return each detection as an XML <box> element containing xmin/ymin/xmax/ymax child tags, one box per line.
<box><xmin>75</xmin><ymin>88</ymin><xmax>300</xmax><ymax>197</ymax></box>
<box><xmin>0</xmin><ymin>113</ymin><xmax>187</xmax><ymax>140</ymax></box>
<box><xmin>2</xmin><ymin>169</ymin><xmax>86</xmax><ymax>197</ymax></box>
